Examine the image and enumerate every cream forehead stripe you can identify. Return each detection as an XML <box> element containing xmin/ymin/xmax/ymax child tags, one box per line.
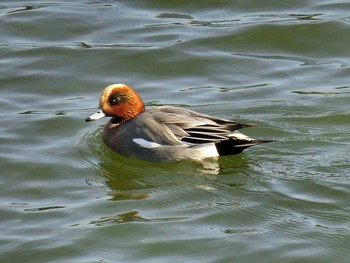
<box><xmin>99</xmin><ymin>84</ymin><xmax>128</xmax><ymax>105</ymax></box>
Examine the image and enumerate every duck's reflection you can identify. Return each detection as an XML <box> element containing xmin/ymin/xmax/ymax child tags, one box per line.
<box><xmin>80</xmin><ymin>123</ymin><xmax>253</xmax><ymax>197</ymax></box>
<box><xmin>96</xmin><ymin>145</ymin><xmax>251</xmax><ymax>200</ymax></box>
<box><xmin>78</xmin><ymin>131</ymin><xmax>252</xmax><ymax>226</ymax></box>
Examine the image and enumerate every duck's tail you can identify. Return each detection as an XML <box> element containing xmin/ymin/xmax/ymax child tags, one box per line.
<box><xmin>215</xmin><ymin>132</ymin><xmax>273</xmax><ymax>156</ymax></box>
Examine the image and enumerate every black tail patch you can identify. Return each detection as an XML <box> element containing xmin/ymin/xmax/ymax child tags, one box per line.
<box><xmin>215</xmin><ymin>139</ymin><xmax>272</xmax><ymax>156</ymax></box>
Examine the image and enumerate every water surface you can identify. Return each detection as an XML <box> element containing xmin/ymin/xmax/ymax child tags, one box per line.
<box><xmin>1</xmin><ymin>1</ymin><xmax>350</xmax><ymax>262</ymax></box>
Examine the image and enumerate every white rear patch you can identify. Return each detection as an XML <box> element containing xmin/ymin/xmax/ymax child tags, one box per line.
<box><xmin>133</xmin><ymin>138</ymin><xmax>162</xmax><ymax>149</ymax></box>
<box><xmin>200</xmin><ymin>143</ymin><xmax>219</xmax><ymax>158</ymax></box>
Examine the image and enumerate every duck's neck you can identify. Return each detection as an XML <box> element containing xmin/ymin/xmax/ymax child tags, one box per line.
<box><xmin>114</xmin><ymin>103</ymin><xmax>145</xmax><ymax>123</ymax></box>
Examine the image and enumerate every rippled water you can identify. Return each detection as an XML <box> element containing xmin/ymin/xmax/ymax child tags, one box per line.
<box><xmin>1</xmin><ymin>1</ymin><xmax>350</xmax><ymax>262</ymax></box>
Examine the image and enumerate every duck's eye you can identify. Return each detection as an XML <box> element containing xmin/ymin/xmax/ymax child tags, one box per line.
<box><xmin>109</xmin><ymin>91</ymin><xmax>129</xmax><ymax>106</ymax></box>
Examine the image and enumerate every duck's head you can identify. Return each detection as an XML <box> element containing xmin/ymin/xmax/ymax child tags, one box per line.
<box><xmin>86</xmin><ymin>84</ymin><xmax>145</xmax><ymax>123</ymax></box>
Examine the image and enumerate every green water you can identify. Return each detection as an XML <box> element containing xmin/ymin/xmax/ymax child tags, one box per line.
<box><xmin>1</xmin><ymin>1</ymin><xmax>350</xmax><ymax>262</ymax></box>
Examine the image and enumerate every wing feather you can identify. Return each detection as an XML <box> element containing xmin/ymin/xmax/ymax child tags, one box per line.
<box><xmin>150</xmin><ymin>106</ymin><xmax>251</xmax><ymax>145</ymax></box>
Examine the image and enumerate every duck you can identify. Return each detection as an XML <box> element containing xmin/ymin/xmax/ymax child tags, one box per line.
<box><xmin>86</xmin><ymin>84</ymin><xmax>271</xmax><ymax>162</ymax></box>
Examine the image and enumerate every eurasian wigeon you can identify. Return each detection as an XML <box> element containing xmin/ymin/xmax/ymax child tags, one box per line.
<box><xmin>86</xmin><ymin>84</ymin><xmax>271</xmax><ymax>162</ymax></box>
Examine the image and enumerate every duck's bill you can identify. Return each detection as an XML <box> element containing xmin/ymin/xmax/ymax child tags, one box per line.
<box><xmin>86</xmin><ymin>109</ymin><xmax>105</xmax><ymax>122</ymax></box>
